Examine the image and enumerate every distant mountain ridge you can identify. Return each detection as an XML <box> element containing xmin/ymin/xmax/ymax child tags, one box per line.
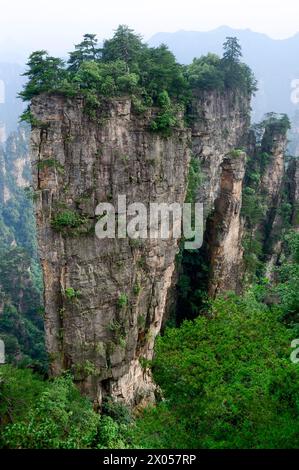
<box><xmin>148</xmin><ymin>26</ymin><xmax>299</xmax><ymax>124</ymax></box>
<box><xmin>0</xmin><ymin>63</ymin><xmax>25</xmax><ymax>139</ymax></box>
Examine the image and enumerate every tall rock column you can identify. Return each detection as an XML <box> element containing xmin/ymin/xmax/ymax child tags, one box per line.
<box><xmin>258</xmin><ymin>122</ymin><xmax>288</xmax><ymax>274</ymax></box>
<box><xmin>207</xmin><ymin>151</ymin><xmax>246</xmax><ymax>296</ymax></box>
<box><xmin>178</xmin><ymin>89</ymin><xmax>250</xmax><ymax>301</ymax></box>
<box><xmin>259</xmin><ymin>124</ymin><xmax>288</xmax><ymax>213</ymax></box>
<box><xmin>30</xmin><ymin>94</ymin><xmax>190</xmax><ymax>406</ymax></box>
<box><xmin>190</xmin><ymin>89</ymin><xmax>250</xmax><ymax>223</ymax></box>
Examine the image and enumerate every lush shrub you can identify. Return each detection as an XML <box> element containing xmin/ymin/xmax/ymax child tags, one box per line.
<box><xmin>133</xmin><ymin>293</ymin><xmax>299</xmax><ymax>449</ymax></box>
<box><xmin>51</xmin><ymin>210</ymin><xmax>87</xmax><ymax>232</ymax></box>
<box><xmin>0</xmin><ymin>366</ymin><xmax>135</xmax><ymax>449</ymax></box>
<box><xmin>0</xmin><ymin>368</ymin><xmax>99</xmax><ymax>449</ymax></box>
<box><xmin>274</xmin><ymin>231</ymin><xmax>299</xmax><ymax>325</ymax></box>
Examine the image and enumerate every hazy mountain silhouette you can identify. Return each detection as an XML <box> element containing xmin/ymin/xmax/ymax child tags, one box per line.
<box><xmin>0</xmin><ymin>63</ymin><xmax>25</xmax><ymax>139</ymax></box>
<box><xmin>149</xmin><ymin>26</ymin><xmax>299</xmax><ymax>123</ymax></box>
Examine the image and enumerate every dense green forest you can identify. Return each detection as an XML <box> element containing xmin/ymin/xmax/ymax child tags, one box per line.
<box><xmin>0</xmin><ymin>26</ymin><xmax>299</xmax><ymax>449</ymax></box>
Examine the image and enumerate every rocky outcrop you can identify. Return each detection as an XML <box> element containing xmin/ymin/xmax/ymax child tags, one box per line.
<box><xmin>287</xmin><ymin>158</ymin><xmax>299</xmax><ymax>230</ymax></box>
<box><xmin>30</xmin><ymin>94</ymin><xmax>190</xmax><ymax>406</ymax></box>
<box><xmin>207</xmin><ymin>151</ymin><xmax>246</xmax><ymax>296</ymax></box>
<box><xmin>259</xmin><ymin>124</ymin><xmax>287</xmax><ymax>212</ymax></box>
<box><xmin>240</xmin><ymin>119</ymin><xmax>289</xmax><ymax>280</ymax></box>
<box><xmin>190</xmin><ymin>89</ymin><xmax>250</xmax><ymax>223</ymax></box>
<box><xmin>182</xmin><ymin>89</ymin><xmax>251</xmax><ymax>298</ymax></box>
<box><xmin>259</xmin><ymin>123</ymin><xmax>288</xmax><ymax>274</ymax></box>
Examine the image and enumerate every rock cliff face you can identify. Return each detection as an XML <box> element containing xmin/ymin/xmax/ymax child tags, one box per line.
<box><xmin>287</xmin><ymin>158</ymin><xmax>299</xmax><ymax>230</ymax></box>
<box><xmin>257</xmin><ymin>124</ymin><xmax>289</xmax><ymax>276</ymax></box>
<box><xmin>30</xmin><ymin>94</ymin><xmax>190</xmax><ymax>406</ymax></box>
<box><xmin>188</xmin><ymin>90</ymin><xmax>250</xmax><ymax>297</ymax></box>
<box><xmin>32</xmin><ymin>88</ymin><xmax>290</xmax><ymax>405</ymax></box>
<box><xmin>239</xmin><ymin>119</ymin><xmax>290</xmax><ymax>281</ymax></box>
<box><xmin>207</xmin><ymin>152</ymin><xmax>246</xmax><ymax>296</ymax></box>
<box><xmin>190</xmin><ymin>89</ymin><xmax>250</xmax><ymax>222</ymax></box>
<box><xmin>259</xmin><ymin>125</ymin><xmax>287</xmax><ymax>215</ymax></box>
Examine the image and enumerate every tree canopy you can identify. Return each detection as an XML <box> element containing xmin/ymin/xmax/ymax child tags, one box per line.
<box><xmin>20</xmin><ymin>29</ymin><xmax>257</xmax><ymax>132</ymax></box>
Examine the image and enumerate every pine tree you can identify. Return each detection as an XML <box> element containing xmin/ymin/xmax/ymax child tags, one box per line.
<box><xmin>68</xmin><ymin>34</ymin><xmax>101</xmax><ymax>72</ymax></box>
<box><xmin>222</xmin><ymin>36</ymin><xmax>242</xmax><ymax>64</ymax></box>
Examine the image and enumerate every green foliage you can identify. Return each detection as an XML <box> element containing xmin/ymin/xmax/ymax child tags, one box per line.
<box><xmin>0</xmin><ymin>370</ymin><xmax>98</xmax><ymax>448</ymax></box>
<box><xmin>36</xmin><ymin>159</ymin><xmax>64</xmax><ymax>174</ymax></box>
<box><xmin>150</xmin><ymin>90</ymin><xmax>180</xmax><ymax>136</ymax></box>
<box><xmin>133</xmin><ymin>293</ymin><xmax>299</xmax><ymax>449</ymax></box>
<box><xmin>64</xmin><ymin>287</ymin><xmax>81</xmax><ymax>300</ymax></box>
<box><xmin>20</xmin><ymin>29</ymin><xmax>256</xmax><ymax>131</ymax></box>
<box><xmin>96</xmin><ymin>416</ymin><xmax>132</xmax><ymax>449</ymax></box>
<box><xmin>133</xmin><ymin>283</ymin><xmax>142</xmax><ymax>295</ymax></box>
<box><xmin>19</xmin><ymin>109</ymin><xmax>48</xmax><ymax>127</ymax></box>
<box><xmin>273</xmin><ymin>231</ymin><xmax>299</xmax><ymax>325</ymax></box>
<box><xmin>242</xmin><ymin>233</ymin><xmax>264</xmax><ymax>280</ymax></box>
<box><xmin>0</xmin><ymin>365</ymin><xmax>45</xmax><ymax>427</ymax></box>
<box><xmin>73</xmin><ymin>360</ymin><xmax>97</xmax><ymax>378</ymax></box>
<box><xmin>117</xmin><ymin>293</ymin><xmax>128</xmax><ymax>309</ymax></box>
<box><xmin>51</xmin><ymin>209</ymin><xmax>87</xmax><ymax>232</ymax></box>
<box><xmin>102</xmin><ymin>397</ymin><xmax>133</xmax><ymax>425</ymax></box>
<box><xmin>109</xmin><ymin>319</ymin><xmax>127</xmax><ymax>348</ymax></box>
<box><xmin>102</xmin><ymin>25</ymin><xmax>144</xmax><ymax>67</ymax></box>
<box><xmin>278</xmin><ymin>202</ymin><xmax>293</xmax><ymax>230</ymax></box>
<box><xmin>241</xmin><ymin>187</ymin><xmax>267</xmax><ymax>228</ymax></box>
<box><xmin>229</xmin><ymin>149</ymin><xmax>244</xmax><ymax>158</ymax></box>
<box><xmin>186</xmin><ymin>54</ymin><xmax>225</xmax><ymax>91</ymax></box>
<box><xmin>0</xmin><ymin>125</ymin><xmax>45</xmax><ymax>369</ymax></box>
<box><xmin>241</xmin><ymin>185</ymin><xmax>267</xmax><ymax>281</ymax></box>
<box><xmin>19</xmin><ymin>51</ymin><xmax>71</xmax><ymax>103</ymax></box>
<box><xmin>0</xmin><ymin>302</ymin><xmax>47</xmax><ymax>370</ymax></box>
<box><xmin>185</xmin><ymin>157</ymin><xmax>203</xmax><ymax>203</ymax></box>
<box><xmin>68</xmin><ymin>34</ymin><xmax>101</xmax><ymax>72</ymax></box>
<box><xmin>0</xmin><ymin>366</ymin><xmax>135</xmax><ymax>449</ymax></box>
<box><xmin>175</xmin><ymin>157</ymin><xmax>205</xmax><ymax>322</ymax></box>
<box><xmin>262</xmin><ymin>112</ymin><xmax>291</xmax><ymax>135</ymax></box>
<box><xmin>186</xmin><ymin>39</ymin><xmax>257</xmax><ymax>94</ymax></box>
<box><xmin>222</xmin><ymin>37</ymin><xmax>257</xmax><ymax>92</ymax></box>
<box><xmin>222</xmin><ymin>37</ymin><xmax>242</xmax><ymax>64</ymax></box>
<box><xmin>177</xmin><ymin>248</ymin><xmax>209</xmax><ymax>322</ymax></box>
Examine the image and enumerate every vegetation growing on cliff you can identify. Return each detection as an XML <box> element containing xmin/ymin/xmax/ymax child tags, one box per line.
<box><xmin>241</xmin><ymin>113</ymin><xmax>291</xmax><ymax>282</ymax></box>
<box><xmin>20</xmin><ymin>25</ymin><xmax>257</xmax><ymax>132</ymax></box>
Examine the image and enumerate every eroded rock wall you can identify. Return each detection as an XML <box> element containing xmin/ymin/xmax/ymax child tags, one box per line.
<box><xmin>30</xmin><ymin>94</ymin><xmax>190</xmax><ymax>406</ymax></box>
<box><xmin>189</xmin><ymin>89</ymin><xmax>251</xmax><ymax>296</ymax></box>
<box><xmin>207</xmin><ymin>152</ymin><xmax>246</xmax><ymax>296</ymax></box>
<box><xmin>190</xmin><ymin>89</ymin><xmax>250</xmax><ymax>222</ymax></box>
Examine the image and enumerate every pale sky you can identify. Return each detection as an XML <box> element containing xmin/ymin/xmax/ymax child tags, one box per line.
<box><xmin>0</xmin><ymin>0</ymin><xmax>299</xmax><ymax>62</ymax></box>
